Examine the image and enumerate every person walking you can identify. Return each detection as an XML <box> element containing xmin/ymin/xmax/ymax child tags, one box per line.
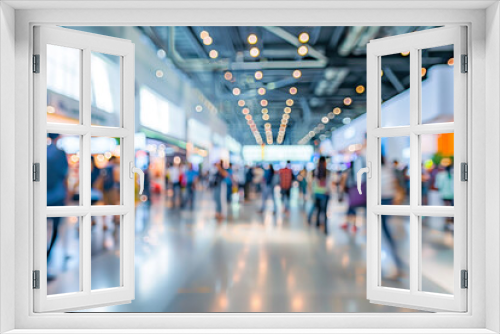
<box><xmin>435</xmin><ymin>164</ymin><xmax>454</xmax><ymax>230</ymax></box>
<box><xmin>46</xmin><ymin>134</ymin><xmax>69</xmax><ymax>263</ymax></box>
<box><xmin>279</xmin><ymin>160</ymin><xmax>294</xmax><ymax>214</ymax></box>
<box><xmin>259</xmin><ymin>164</ymin><xmax>277</xmax><ymax>214</ymax></box>
<box><xmin>213</xmin><ymin>161</ymin><xmax>228</xmax><ymax>221</ymax></box>
<box><xmin>308</xmin><ymin>157</ymin><xmax>331</xmax><ymax>234</ymax></box>
<box><xmin>168</xmin><ymin>160</ymin><xmax>182</xmax><ymax>207</ymax></box>
<box><xmin>184</xmin><ymin>163</ymin><xmax>199</xmax><ymax>210</ymax></box>
<box><xmin>380</xmin><ymin>156</ymin><xmax>403</xmax><ymax>275</ymax></box>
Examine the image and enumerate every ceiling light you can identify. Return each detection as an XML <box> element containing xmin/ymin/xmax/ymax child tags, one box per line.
<box><xmin>261</xmin><ymin>108</ymin><xmax>268</xmax><ymax>114</ymax></box>
<box><xmin>286</xmin><ymin>99</ymin><xmax>294</xmax><ymax>106</ymax></box>
<box><xmin>203</xmin><ymin>36</ymin><xmax>213</xmax><ymax>46</ymax></box>
<box><xmin>317</xmin><ymin>124</ymin><xmax>325</xmax><ymax>130</ymax></box>
<box><xmin>260</xmin><ymin>100</ymin><xmax>268</xmax><ymax>107</ymax></box>
<box><xmin>292</xmin><ymin>70</ymin><xmax>302</xmax><ymax>79</ymax></box>
<box><xmin>262</xmin><ymin>114</ymin><xmax>269</xmax><ymax>120</ymax></box>
<box><xmin>224</xmin><ymin>71</ymin><xmax>233</xmax><ymax>81</ymax></box>
<box><xmin>258</xmin><ymin>87</ymin><xmax>266</xmax><ymax>95</ymax></box>
<box><xmin>284</xmin><ymin>107</ymin><xmax>291</xmax><ymax>113</ymax></box>
<box><xmin>200</xmin><ymin>31</ymin><xmax>209</xmax><ymax>40</ymax></box>
<box><xmin>401</xmin><ymin>51</ymin><xmax>410</xmax><ymax>57</ymax></box>
<box><xmin>421</xmin><ymin>67</ymin><xmax>427</xmax><ymax>77</ymax></box>
<box><xmin>283</xmin><ymin>114</ymin><xmax>290</xmax><ymax>120</ymax></box>
<box><xmin>195</xmin><ymin>105</ymin><xmax>203</xmax><ymax>112</ymax></box>
<box><xmin>298</xmin><ymin>32</ymin><xmax>309</xmax><ymax>44</ymax></box>
<box><xmin>289</xmin><ymin>87</ymin><xmax>297</xmax><ymax>95</ymax></box>
<box><xmin>343</xmin><ymin>117</ymin><xmax>351</xmax><ymax>125</ymax></box>
<box><xmin>157</xmin><ymin>49</ymin><xmax>166</xmax><ymax>59</ymax></box>
<box><xmin>343</xmin><ymin>97</ymin><xmax>352</xmax><ymax>106</ymax></box>
<box><xmin>321</xmin><ymin>117</ymin><xmax>329</xmax><ymax>124</ymax></box>
<box><xmin>250</xmin><ymin>47</ymin><xmax>260</xmax><ymax>58</ymax></box>
<box><xmin>245</xmin><ymin>114</ymin><xmax>252</xmax><ymax>121</ymax></box>
<box><xmin>281</xmin><ymin>119</ymin><xmax>288</xmax><ymax>125</ymax></box>
<box><xmin>255</xmin><ymin>71</ymin><xmax>263</xmax><ymax>80</ymax></box>
<box><xmin>297</xmin><ymin>45</ymin><xmax>309</xmax><ymax>57</ymax></box>
<box><xmin>356</xmin><ymin>85</ymin><xmax>365</xmax><ymax>94</ymax></box>
<box><xmin>232</xmin><ymin>88</ymin><xmax>241</xmax><ymax>96</ymax></box>
<box><xmin>242</xmin><ymin>108</ymin><xmax>250</xmax><ymax>114</ymax></box>
<box><xmin>238</xmin><ymin>100</ymin><xmax>245</xmax><ymax>107</ymax></box>
<box><xmin>333</xmin><ymin>107</ymin><xmax>342</xmax><ymax>115</ymax></box>
<box><xmin>247</xmin><ymin>34</ymin><xmax>258</xmax><ymax>45</ymax></box>
<box><xmin>328</xmin><ymin>112</ymin><xmax>335</xmax><ymax>119</ymax></box>
<box><xmin>308</xmin><ymin>131</ymin><xmax>315</xmax><ymax>137</ymax></box>
<box><xmin>155</xmin><ymin>70</ymin><xmax>164</xmax><ymax>78</ymax></box>
<box><xmin>265</xmin><ymin>123</ymin><xmax>271</xmax><ymax>128</ymax></box>
<box><xmin>47</xmin><ymin>106</ymin><xmax>55</xmax><ymax>114</ymax></box>
<box><xmin>209</xmin><ymin>50</ymin><xmax>218</xmax><ymax>59</ymax></box>
<box><xmin>448</xmin><ymin>58</ymin><xmax>454</xmax><ymax>66</ymax></box>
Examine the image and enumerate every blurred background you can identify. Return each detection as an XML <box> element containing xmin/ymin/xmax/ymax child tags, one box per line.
<box><xmin>44</xmin><ymin>26</ymin><xmax>455</xmax><ymax>312</ymax></box>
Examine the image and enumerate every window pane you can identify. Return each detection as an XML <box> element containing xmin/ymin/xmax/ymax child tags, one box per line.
<box><xmin>421</xmin><ymin>216</ymin><xmax>454</xmax><ymax>294</ymax></box>
<box><xmin>421</xmin><ymin>45</ymin><xmax>454</xmax><ymax>124</ymax></box>
<box><xmin>380</xmin><ymin>52</ymin><xmax>410</xmax><ymax>127</ymax></box>
<box><xmin>421</xmin><ymin>133</ymin><xmax>454</xmax><ymax>206</ymax></box>
<box><xmin>380</xmin><ymin>215</ymin><xmax>409</xmax><ymax>290</ymax></box>
<box><xmin>91</xmin><ymin>137</ymin><xmax>121</xmax><ymax>206</ymax></box>
<box><xmin>91</xmin><ymin>215</ymin><xmax>121</xmax><ymax>290</ymax></box>
<box><xmin>91</xmin><ymin>52</ymin><xmax>121</xmax><ymax>127</ymax></box>
<box><xmin>380</xmin><ymin>136</ymin><xmax>410</xmax><ymax>205</ymax></box>
<box><xmin>47</xmin><ymin>133</ymin><xmax>80</xmax><ymax>206</ymax></box>
<box><xmin>46</xmin><ymin>44</ymin><xmax>80</xmax><ymax>124</ymax></box>
<box><xmin>47</xmin><ymin>216</ymin><xmax>80</xmax><ymax>295</ymax></box>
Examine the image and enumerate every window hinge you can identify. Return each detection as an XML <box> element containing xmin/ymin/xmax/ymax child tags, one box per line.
<box><xmin>33</xmin><ymin>270</ymin><xmax>40</xmax><ymax>289</ymax></box>
<box><xmin>33</xmin><ymin>54</ymin><xmax>40</xmax><ymax>73</ymax></box>
<box><xmin>461</xmin><ymin>162</ymin><xmax>468</xmax><ymax>181</ymax></box>
<box><xmin>461</xmin><ymin>54</ymin><xmax>468</xmax><ymax>73</ymax></box>
<box><xmin>33</xmin><ymin>163</ymin><xmax>40</xmax><ymax>182</ymax></box>
<box><xmin>461</xmin><ymin>270</ymin><xmax>468</xmax><ymax>289</ymax></box>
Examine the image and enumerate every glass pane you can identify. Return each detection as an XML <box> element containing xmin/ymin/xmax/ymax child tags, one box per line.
<box><xmin>380</xmin><ymin>215</ymin><xmax>410</xmax><ymax>290</ymax></box>
<box><xmin>46</xmin><ymin>44</ymin><xmax>81</xmax><ymax>124</ymax></box>
<box><xmin>421</xmin><ymin>133</ymin><xmax>454</xmax><ymax>206</ymax></box>
<box><xmin>91</xmin><ymin>137</ymin><xmax>121</xmax><ymax>206</ymax></box>
<box><xmin>47</xmin><ymin>133</ymin><xmax>80</xmax><ymax>206</ymax></box>
<box><xmin>421</xmin><ymin>216</ymin><xmax>454</xmax><ymax>294</ymax></box>
<box><xmin>421</xmin><ymin>45</ymin><xmax>454</xmax><ymax>124</ymax></box>
<box><xmin>380</xmin><ymin>136</ymin><xmax>410</xmax><ymax>205</ymax></box>
<box><xmin>91</xmin><ymin>52</ymin><xmax>121</xmax><ymax>127</ymax></box>
<box><xmin>380</xmin><ymin>52</ymin><xmax>410</xmax><ymax>127</ymax></box>
<box><xmin>91</xmin><ymin>215</ymin><xmax>121</xmax><ymax>290</ymax></box>
<box><xmin>47</xmin><ymin>216</ymin><xmax>80</xmax><ymax>295</ymax></box>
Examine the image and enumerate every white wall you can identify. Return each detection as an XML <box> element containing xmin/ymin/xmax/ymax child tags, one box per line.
<box><xmin>485</xmin><ymin>2</ymin><xmax>500</xmax><ymax>332</ymax></box>
<box><xmin>0</xmin><ymin>2</ymin><xmax>16</xmax><ymax>333</ymax></box>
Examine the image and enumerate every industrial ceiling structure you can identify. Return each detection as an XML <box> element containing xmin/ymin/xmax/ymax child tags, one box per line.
<box><xmin>140</xmin><ymin>26</ymin><xmax>453</xmax><ymax>146</ymax></box>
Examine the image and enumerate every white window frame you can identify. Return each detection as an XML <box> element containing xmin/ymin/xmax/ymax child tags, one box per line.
<box><xmin>33</xmin><ymin>25</ymin><xmax>136</xmax><ymax>312</ymax></box>
<box><xmin>366</xmin><ymin>26</ymin><xmax>467</xmax><ymax>312</ymax></box>
<box><xmin>1</xmin><ymin>2</ymin><xmax>498</xmax><ymax>333</ymax></box>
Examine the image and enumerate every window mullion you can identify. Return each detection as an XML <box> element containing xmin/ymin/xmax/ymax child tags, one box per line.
<box><xmin>81</xmin><ymin>48</ymin><xmax>92</xmax><ymax>294</ymax></box>
<box><xmin>409</xmin><ymin>47</ymin><xmax>420</xmax><ymax>295</ymax></box>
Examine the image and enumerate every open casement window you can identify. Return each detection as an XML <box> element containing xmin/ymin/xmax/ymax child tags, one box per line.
<box><xmin>365</xmin><ymin>26</ymin><xmax>467</xmax><ymax>312</ymax></box>
<box><xmin>33</xmin><ymin>26</ymin><xmax>137</xmax><ymax>312</ymax></box>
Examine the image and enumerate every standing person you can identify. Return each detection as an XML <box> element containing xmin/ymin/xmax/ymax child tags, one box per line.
<box><xmin>435</xmin><ymin>164</ymin><xmax>454</xmax><ymax>230</ymax></box>
<box><xmin>308</xmin><ymin>157</ymin><xmax>332</xmax><ymax>234</ymax></box>
<box><xmin>213</xmin><ymin>161</ymin><xmax>228</xmax><ymax>220</ymax></box>
<box><xmin>236</xmin><ymin>165</ymin><xmax>246</xmax><ymax>202</ymax></box>
<box><xmin>168</xmin><ymin>160</ymin><xmax>181</xmax><ymax>207</ymax></box>
<box><xmin>225</xmin><ymin>163</ymin><xmax>234</xmax><ymax>206</ymax></box>
<box><xmin>279</xmin><ymin>160</ymin><xmax>294</xmax><ymax>214</ymax></box>
<box><xmin>184</xmin><ymin>163</ymin><xmax>199</xmax><ymax>210</ymax></box>
<box><xmin>380</xmin><ymin>156</ymin><xmax>403</xmax><ymax>274</ymax></box>
<box><xmin>259</xmin><ymin>164</ymin><xmax>277</xmax><ymax>214</ymax></box>
<box><xmin>297</xmin><ymin>167</ymin><xmax>309</xmax><ymax>209</ymax></box>
<box><xmin>103</xmin><ymin>156</ymin><xmax>120</xmax><ymax>205</ymax></box>
<box><xmin>46</xmin><ymin>134</ymin><xmax>69</xmax><ymax>262</ymax></box>
<box><xmin>340</xmin><ymin>156</ymin><xmax>366</xmax><ymax>232</ymax></box>
<box><xmin>244</xmin><ymin>166</ymin><xmax>254</xmax><ymax>201</ymax></box>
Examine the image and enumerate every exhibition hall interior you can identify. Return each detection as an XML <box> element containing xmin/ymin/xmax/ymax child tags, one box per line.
<box><xmin>44</xmin><ymin>25</ymin><xmax>455</xmax><ymax>312</ymax></box>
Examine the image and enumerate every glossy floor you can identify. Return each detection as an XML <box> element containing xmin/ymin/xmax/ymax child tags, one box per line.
<box><xmin>47</xmin><ymin>187</ymin><xmax>453</xmax><ymax>312</ymax></box>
